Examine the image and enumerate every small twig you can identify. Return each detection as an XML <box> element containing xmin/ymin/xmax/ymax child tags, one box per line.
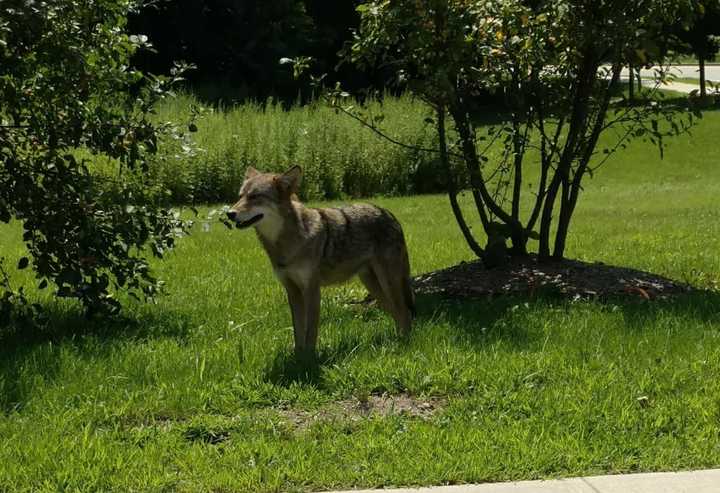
<box><xmin>332</xmin><ymin>103</ymin><xmax>465</xmax><ymax>159</ymax></box>
<box><xmin>589</xmin><ymin>125</ymin><xmax>634</xmax><ymax>173</ymax></box>
<box><xmin>477</xmin><ymin>126</ymin><xmax>504</xmax><ymax>160</ymax></box>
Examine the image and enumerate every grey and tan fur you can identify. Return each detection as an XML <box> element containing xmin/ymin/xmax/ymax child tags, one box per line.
<box><xmin>227</xmin><ymin>166</ymin><xmax>414</xmax><ymax>358</ymax></box>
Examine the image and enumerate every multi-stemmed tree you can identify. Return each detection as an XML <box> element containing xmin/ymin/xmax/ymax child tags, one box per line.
<box><xmin>339</xmin><ymin>0</ymin><xmax>699</xmax><ymax>264</ymax></box>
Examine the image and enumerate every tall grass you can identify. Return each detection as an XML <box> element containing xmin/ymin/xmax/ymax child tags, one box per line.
<box><xmin>150</xmin><ymin>93</ymin><xmax>439</xmax><ymax>203</ymax></box>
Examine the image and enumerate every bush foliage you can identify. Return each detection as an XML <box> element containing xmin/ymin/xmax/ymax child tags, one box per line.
<box><xmin>0</xmin><ymin>0</ymin><xmax>189</xmax><ymax>317</ymax></box>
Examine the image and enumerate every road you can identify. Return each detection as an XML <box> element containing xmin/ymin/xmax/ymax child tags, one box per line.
<box><xmin>602</xmin><ymin>64</ymin><xmax>720</xmax><ymax>94</ymax></box>
<box><xmin>320</xmin><ymin>468</ymin><xmax>720</xmax><ymax>493</ymax></box>
<box><xmin>619</xmin><ymin>64</ymin><xmax>720</xmax><ymax>82</ymax></box>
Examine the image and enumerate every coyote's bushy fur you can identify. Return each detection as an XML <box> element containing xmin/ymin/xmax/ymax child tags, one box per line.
<box><xmin>227</xmin><ymin>166</ymin><xmax>414</xmax><ymax>357</ymax></box>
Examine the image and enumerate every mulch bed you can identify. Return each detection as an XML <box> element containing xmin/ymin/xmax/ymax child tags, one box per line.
<box><xmin>412</xmin><ymin>254</ymin><xmax>695</xmax><ymax>301</ymax></box>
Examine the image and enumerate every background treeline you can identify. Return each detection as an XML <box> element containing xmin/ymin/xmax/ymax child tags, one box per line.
<box><xmin>129</xmin><ymin>0</ymin><xmax>379</xmax><ymax>102</ymax></box>
<box><xmin>128</xmin><ymin>0</ymin><xmax>720</xmax><ymax>103</ymax></box>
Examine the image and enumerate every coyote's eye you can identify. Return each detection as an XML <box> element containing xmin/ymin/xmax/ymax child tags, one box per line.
<box><xmin>247</xmin><ymin>193</ymin><xmax>262</xmax><ymax>201</ymax></box>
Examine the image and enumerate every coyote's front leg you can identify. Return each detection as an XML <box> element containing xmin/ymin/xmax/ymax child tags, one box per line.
<box><xmin>283</xmin><ymin>276</ymin><xmax>321</xmax><ymax>360</ymax></box>
<box><xmin>283</xmin><ymin>280</ymin><xmax>307</xmax><ymax>356</ymax></box>
<box><xmin>302</xmin><ymin>279</ymin><xmax>321</xmax><ymax>357</ymax></box>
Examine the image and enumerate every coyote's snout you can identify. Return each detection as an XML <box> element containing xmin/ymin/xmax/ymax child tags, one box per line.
<box><xmin>227</xmin><ymin>165</ymin><xmax>415</xmax><ymax>358</ymax></box>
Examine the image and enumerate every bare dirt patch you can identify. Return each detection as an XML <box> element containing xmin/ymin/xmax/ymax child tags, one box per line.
<box><xmin>277</xmin><ymin>394</ymin><xmax>445</xmax><ymax>431</ymax></box>
<box><xmin>346</xmin><ymin>394</ymin><xmax>443</xmax><ymax>418</ymax></box>
<box><xmin>413</xmin><ymin>255</ymin><xmax>694</xmax><ymax>301</ymax></box>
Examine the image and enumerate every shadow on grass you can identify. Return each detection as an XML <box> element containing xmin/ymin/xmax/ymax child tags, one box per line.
<box><xmin>262</xmin><ymin>294</ymin><xmax>533</xmax><ymax>388</ymax></box>
<box><xmin>0</xmin><ymin>303</ymin><xmax>196</xmax><ymax>414</ymax></box>
<box><xmin>263</xmin><ymin>325</ymin><xmax>399</xmax><ymax>386</ymax></box>
<box><xmin>3</xmin><ymin>285</ymin><xmax>718</xmax><ymax>402</ymax></box>
<box><xmin>419</xmin><ymin>287</ymin><xmax>720</xmax><ymax>341</ymax></box>
<box><xmin>616</xmin><ymin>290</ymin><xmax>720</xmax><ymax>330</ymax></box>
<box><xmin>0</xmin><ymin>303</ymin><xmax>195</xmax><ymax>352</ymax></box>
<box><xmin>263</xmin><ymin>351</ymin><xmax>323</xmax><ymax>386</ymax></box>
<box><xmin>416</xmin><ymin>292</ymin><xmax>540</xmax><ymax>346</ymax></box>
<box><xmin>261</xmin><ymin>287</ymin><xmax>720</xmax><ymax>389</ymax></box>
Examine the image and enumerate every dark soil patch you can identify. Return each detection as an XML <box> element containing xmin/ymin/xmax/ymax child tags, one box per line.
<box><xmin>413</xmin><ymin>254</ymin><xmax>694</xmax><ymax>301</ymax></box>
<box><xmin>345</xmin><ymin>394</ymin><xmax>443</xmax><ymax>418</ymax></box>
<box><xmin>278</xmin><ymin>394</ymin><xmax>445</xmax><ymax>431</ymax></box>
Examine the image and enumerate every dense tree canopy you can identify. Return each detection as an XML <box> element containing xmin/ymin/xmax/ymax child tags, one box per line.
<box><xmin>128</xmin><ymin>0</ymin><xmax>368</xmax><ymax>101</ymax></box>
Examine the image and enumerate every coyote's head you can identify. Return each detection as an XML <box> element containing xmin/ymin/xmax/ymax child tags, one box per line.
<box><xmin>226</xmin><ymin>166</ymin><xmax>302</xmax><ymax>230</ymax></box>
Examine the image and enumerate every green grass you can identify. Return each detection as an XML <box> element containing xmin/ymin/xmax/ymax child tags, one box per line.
<box><xmin>673</xmin><ymin>78</ymin><xmax>720</xmax><ymax>91</ymax></box>
<box><xmin>2</xmin><ymin>108</ymin><xmax>720</xmax><ymax>492</ymax></box>
<box><xmin>642</xmin><ymin>76</ymin><xmax>720</xmax><ymax>86</ymax></box>
<box><xmin>672</xmin><ymin>54</ymin><xmax>720</xmax><ymax>66</ymax></box>
<box><xmin>145</xmin><ymin>92</ymin><xmax>439</xmax><ymax>203</ymax></box>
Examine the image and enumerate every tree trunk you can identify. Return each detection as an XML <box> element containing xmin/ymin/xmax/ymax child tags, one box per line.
<box><xmin>437</xmin><ymin>105</ymin><xmax>484</xmax><ymax>258</ymax></box>
<box><xmin>539</xmin><ymin>161</ymin><xmax>568</xmax><ymax>259</ymax></box>
<box><xmin>628</xmin><ymin>61</ymin><xmax>634</xmax><ymax>102</ymax></box>
<box><xmin>552</xmin><ymin>64</ymin><xmax>622</xmax><ymax>260</ymax></box>
<box><xmin>553</xmin><ymin>177</ymin><xmax>572</xmax><ymax>259</ymax></box>
<box><xmin>510</xmin><ymin>230</ymin><xmax>528</xmax><ymax>256</ymax></box>
<box><xmin>527</xmin><ymin>113</ymin><xmax>563</xmax><ymax>236</ymax></box>
<box><xmin>510</xmin><ymin>116</ymin><xmax>528</xmax><ymax>256</ymax></box>
<box><xmin>508</xmin><ymin>67</ymin><xmax>530</xmax><ymax>257</ymax></box>
<box><xmin>539</xmin><ymin>56</ymin><xmax>596</xmax><ymax>260</ymax></box>
<box><xmin>448</xmin><ymin>103</ymin><xmax>493</xmax><ymax>230</ymax></box>
<box><xmin>699</xmin><ymin>53</ymin><xmax>706</xmax><ymax>98</ymax></box>
<box><xmin>450</xmin><ymin>98</ymin><xmax>529</xmax><ymax>258</ymax></box>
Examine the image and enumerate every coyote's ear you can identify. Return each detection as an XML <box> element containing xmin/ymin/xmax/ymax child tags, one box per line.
<box><xmin>245</xmin><ymin>166</ymin><xmax>259</xmax><ymax>179</ymax></box>
<box><xmin>276</xmin><ymin>166</ymin><xmax>302</xmax><ymax>193</ymax></box>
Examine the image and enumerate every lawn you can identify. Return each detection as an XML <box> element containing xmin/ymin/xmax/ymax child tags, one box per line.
<box><xmin>1</xmin><ymin>107</ymin><xmax>720</xmax><ymax>492</ymax></box>
<box><xmin>643</xmin><ymin>76</ymin><xmax>720</xmax><ymax>86</ymax></box>
<box><xmin>672</xmin><ymin>54</ymin><xmax>720</xmax><ymax>66</ymax></box>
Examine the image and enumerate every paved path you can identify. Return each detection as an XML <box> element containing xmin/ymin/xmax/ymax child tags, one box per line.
<box><xmin>619</xmin><ymin>64</ymin><xmax>720</xmax><ymax>82</ymax></box>
<box><xmin>320</xmin><ymin>469</ymin><xmax>720</xmax><ymax>493</ymax></box>
<box><xmin>602</xmin><ymin>64</ymin><xmax>719</xmax><ymax>94</ymax></box>
<box><xmin>639</xmin><ymin>80</ymin><xmax>705</xmax><ymax>94</ymax></box>
<box><xmin>616</xmin><ymin>64</ymin><xmax>720</xmax><ymax>94</ymax></box>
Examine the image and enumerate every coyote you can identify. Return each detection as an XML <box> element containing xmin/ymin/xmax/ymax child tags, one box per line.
<box><xmin>227</xmin><ymin>166</ymin><xmax>414</xmax><ymax>358</ymax></box>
